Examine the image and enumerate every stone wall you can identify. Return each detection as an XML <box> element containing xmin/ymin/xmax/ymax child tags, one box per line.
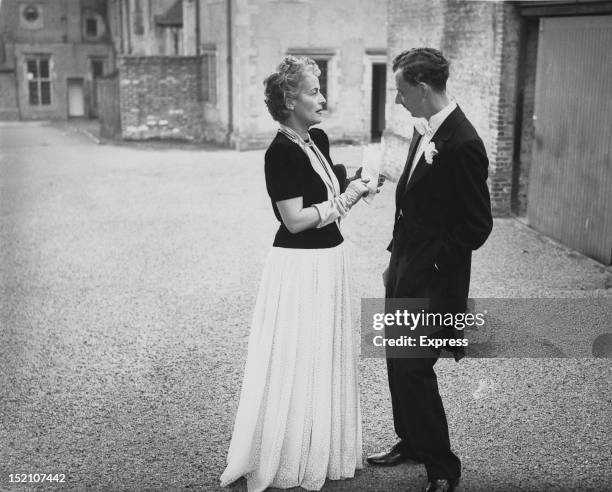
<box><xmin>0</xmin><ymin>71</ymin><xmax>19</xmax><ymax>120</ymax></box>
<box><xmin>197</xmin><ymin>0</ymin><xmax>387</xmax><ymax>150</ymax></box>
<box><xmin>196</xmin><ymin>0</ymin><xmax>231</xmax><ymax>146</ymax></box>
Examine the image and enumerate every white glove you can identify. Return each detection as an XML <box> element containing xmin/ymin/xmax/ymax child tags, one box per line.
<box><xmin>313</xmin><ymin>179</ymin><xmax>369</xmax><ymax>228</ymax></box>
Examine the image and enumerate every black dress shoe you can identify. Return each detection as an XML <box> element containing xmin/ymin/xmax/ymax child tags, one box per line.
<box><xmin>366</xmin><ymin>449</ymin><xmax>421</xmax><ymax>466</ymax></box>
<box><xmin>424</xmin><ymin>478</ymin><xmax>459</xmax><ymax>492</ymax></box>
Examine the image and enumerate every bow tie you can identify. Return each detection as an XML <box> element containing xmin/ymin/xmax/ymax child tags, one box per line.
<box><xmin>412</xmin><ymin>117</ymin><xmax>433</xmax><ymax>137</ymax></box>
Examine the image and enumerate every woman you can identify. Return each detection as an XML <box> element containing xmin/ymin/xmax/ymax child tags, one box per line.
<box><xmin>219</xmin><ymin>56</ymin><xmax>370</xmax><ymax>491</ymax></box>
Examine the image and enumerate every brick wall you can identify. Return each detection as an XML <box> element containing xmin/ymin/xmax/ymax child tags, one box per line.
<box><xmin>487</xmin><ymin>2</ymin><xmax>522</xmax><ymax>216</ymax></box>
<box><xmin>386</xmin><ymin>0</ymin><xmax>523</xmax><ymax>216</ymax></box>
<box><xmin>118</xmin><ymin>55</ymin><xmax>205</xmax><ymax>141</ymax></box>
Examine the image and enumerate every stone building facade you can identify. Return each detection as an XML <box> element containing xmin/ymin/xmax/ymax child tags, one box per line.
<box><xmin>0</xmin><ymin>0</ymin><xmax>114</xmax><ymax>120</ymax></box>
<box><xmin>106</xmin><ymin>0</ymin><xmax>185</xmax><ymax>56</ymax></box>
<box><xmin>187</xmin><ymin>0</ymin><xmax>388</xmax><ymax>149</ymax></box>
<box><xmin>104</xmin><ymin>0</ymin><xmax>387</xmax><ymax>149</ymax></box>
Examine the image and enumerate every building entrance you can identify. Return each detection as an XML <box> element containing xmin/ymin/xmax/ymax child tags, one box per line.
<box><xmin>67</xmin><ymin>78</ymin><xmax>85</xmax><ymax>117</ymax></box>
<box><xmin>371</xmin><ymin>63</ymin><xmax>386</xmax><ymax>142</ymax></box>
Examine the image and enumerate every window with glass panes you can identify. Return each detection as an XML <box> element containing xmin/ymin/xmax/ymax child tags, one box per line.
<box><xmin>85</xmin><ymin>18</ymin><xmax>97</xmax><ymax>37</ymax></box>
<box><xmin>26</xmin><ymin>58</ymin><xmax>51</xmax><ymax>106</ymax></box>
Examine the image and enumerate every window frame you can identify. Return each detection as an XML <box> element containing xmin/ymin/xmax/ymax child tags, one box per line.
<box><xmin>85</xmin><ymin>18</ymin><xmax>98</xmax><ymax>37</ymax></box>
<box><xmin>82</xmin><ymin>10</ymin><xmax>105</xmax><ymax>41</ymax></box>
<box><xmin>23</xmin><ymin>4</ymin><xmax>40</xmax><ymax>22</ymax></box>
<box><xmin>26</xmin><ymin>56</ymin><xmax>52</xmax><ymax>107</ymax></box>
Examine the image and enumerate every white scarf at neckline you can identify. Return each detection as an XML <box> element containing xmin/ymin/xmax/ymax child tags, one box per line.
<box><xmin>278</xmin><ymin>124</ymin><xmax>340</xmax><ymax>199</ymax></box>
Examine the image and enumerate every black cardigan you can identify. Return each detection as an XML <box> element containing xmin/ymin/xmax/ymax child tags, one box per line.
<box><xmin>264</xmin><ymin>127</ymin><xmax>348</xmax><ymax>249</ymax></box>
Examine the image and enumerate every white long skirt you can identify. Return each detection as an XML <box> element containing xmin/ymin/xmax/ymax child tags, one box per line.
<box><xmin>220</xmin><ymin>244</ymin><xmax>362</xmax><ymax>492</ymax></box>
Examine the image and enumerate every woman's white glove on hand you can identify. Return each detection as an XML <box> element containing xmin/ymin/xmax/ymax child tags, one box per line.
<box><xmin>313</xmin><ymin>179</ymin><xmax>370</xmax><ymax>228</ymax></box>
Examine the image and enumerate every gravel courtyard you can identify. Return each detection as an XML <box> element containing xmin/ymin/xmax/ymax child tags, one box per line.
<box><xmin>1</xmin><ymin>121</ymin><xmax>610</xmax><ymax>491</ymax></box>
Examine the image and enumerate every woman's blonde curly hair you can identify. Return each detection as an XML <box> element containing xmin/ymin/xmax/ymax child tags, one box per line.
<box><xmin>263</xmin><ymin>56</ymin><xmax>321</xmax><ymax>122</ymax></box>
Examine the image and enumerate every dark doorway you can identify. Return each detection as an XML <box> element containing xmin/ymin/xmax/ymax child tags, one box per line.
<box><xmin>371</xmin><ymin>63</ymin><xmax>386</xmax><ymax>142</ymax></box>
<box><xmin>89</xmin><ymin>58</ymin><xmax>105</xmax><ymax>118</ymax></box>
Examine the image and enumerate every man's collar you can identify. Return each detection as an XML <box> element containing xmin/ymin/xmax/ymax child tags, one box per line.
<box><xmin>412</xmin><ymin>100</ymin><xmax>457</xmax><ymax>136</ymax></box>
<box><xmin>428</xmin><ymin>100</ymin><xmax>457</xmax><ymax>134</ymax></box>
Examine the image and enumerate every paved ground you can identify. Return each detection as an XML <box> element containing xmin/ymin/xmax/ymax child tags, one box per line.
<box><xmin>1</xmin><ymin>121</ymin><xmax>611</xmax><ymax>491</ymax></box>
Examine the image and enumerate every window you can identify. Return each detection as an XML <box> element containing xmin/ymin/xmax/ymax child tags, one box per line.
<box><xmin>26</xmin><ymin>58</ymin><xmax>52</xmax><ymax>106</ymax></box>
<box><xmin>90</xmin><ymin>59</ymin><xmax>105</xmax><ymax>79</ymax></box>
<box><xmin>82</xmin><ymin>11</ymin><xmax>105</xmax><ymax>41</ymax></box>
<box><xmin>23</xmin><ymin>5</ymin><xmax>40</xmax><ymax>22</ymax></box>
<box><xmin>85</xmin><ymin>18</ymin><xmax>97</xmax><ymax>37</ymax></box>
<box><xmin>20</xmin><ymin>3</ymin><xmax>43</xmax><ymax>29</ymax></box>
<box><xmin>202</xmin><ymin>47</ymin><xmax>217</xmax><ymax>104</ymax></box>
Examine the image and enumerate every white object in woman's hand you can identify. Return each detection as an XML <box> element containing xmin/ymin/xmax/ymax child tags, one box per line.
<box><xmin>361</xmin><ymin>145</ymin><xmax>383</xmax><ymax>204</ymax></box>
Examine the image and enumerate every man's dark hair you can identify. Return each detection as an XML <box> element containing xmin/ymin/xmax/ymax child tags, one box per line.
<box><xmin>392</xmin><ymin>48</ymin><xmax>450</xmax><ymax>92</ymax></box>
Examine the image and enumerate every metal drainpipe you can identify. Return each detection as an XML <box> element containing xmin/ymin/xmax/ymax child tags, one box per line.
<box><xmin>226</xmin><ymin>0</ymin><xmax>233</xmax><ymax>147</ymax></box>
<box><xmin>125</xmin><ymin>0</ymin><xmax>132</xmax><ymax>54</ymax></box>
<box><xmin>195</xmin><ymin>0</ymin><xmax>201</xmax><ymax>55</ymax></box>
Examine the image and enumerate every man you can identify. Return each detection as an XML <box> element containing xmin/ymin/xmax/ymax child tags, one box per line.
<box><xmin>367</xmin><ymin>48</ymin><xmax>493</xmax><ymax>492</ymax></box>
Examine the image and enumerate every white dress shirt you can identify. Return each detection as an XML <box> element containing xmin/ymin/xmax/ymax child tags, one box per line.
<box><xmin>407</xmin><ymin>101</ymin><xmax>457</xmax><ymax>182</ymax></box>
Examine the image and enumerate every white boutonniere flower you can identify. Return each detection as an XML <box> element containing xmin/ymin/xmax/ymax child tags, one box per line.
<box><xmin>424</xmin><ymin>141</ymin><xmax>438</xmax><ymax>165</ymax></box>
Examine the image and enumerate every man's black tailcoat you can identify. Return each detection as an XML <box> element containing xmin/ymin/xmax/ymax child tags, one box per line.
<box><xmin>384</xmin><ymin>105</ymin><xmax>492</xmax><ymax>481</ymax></box>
